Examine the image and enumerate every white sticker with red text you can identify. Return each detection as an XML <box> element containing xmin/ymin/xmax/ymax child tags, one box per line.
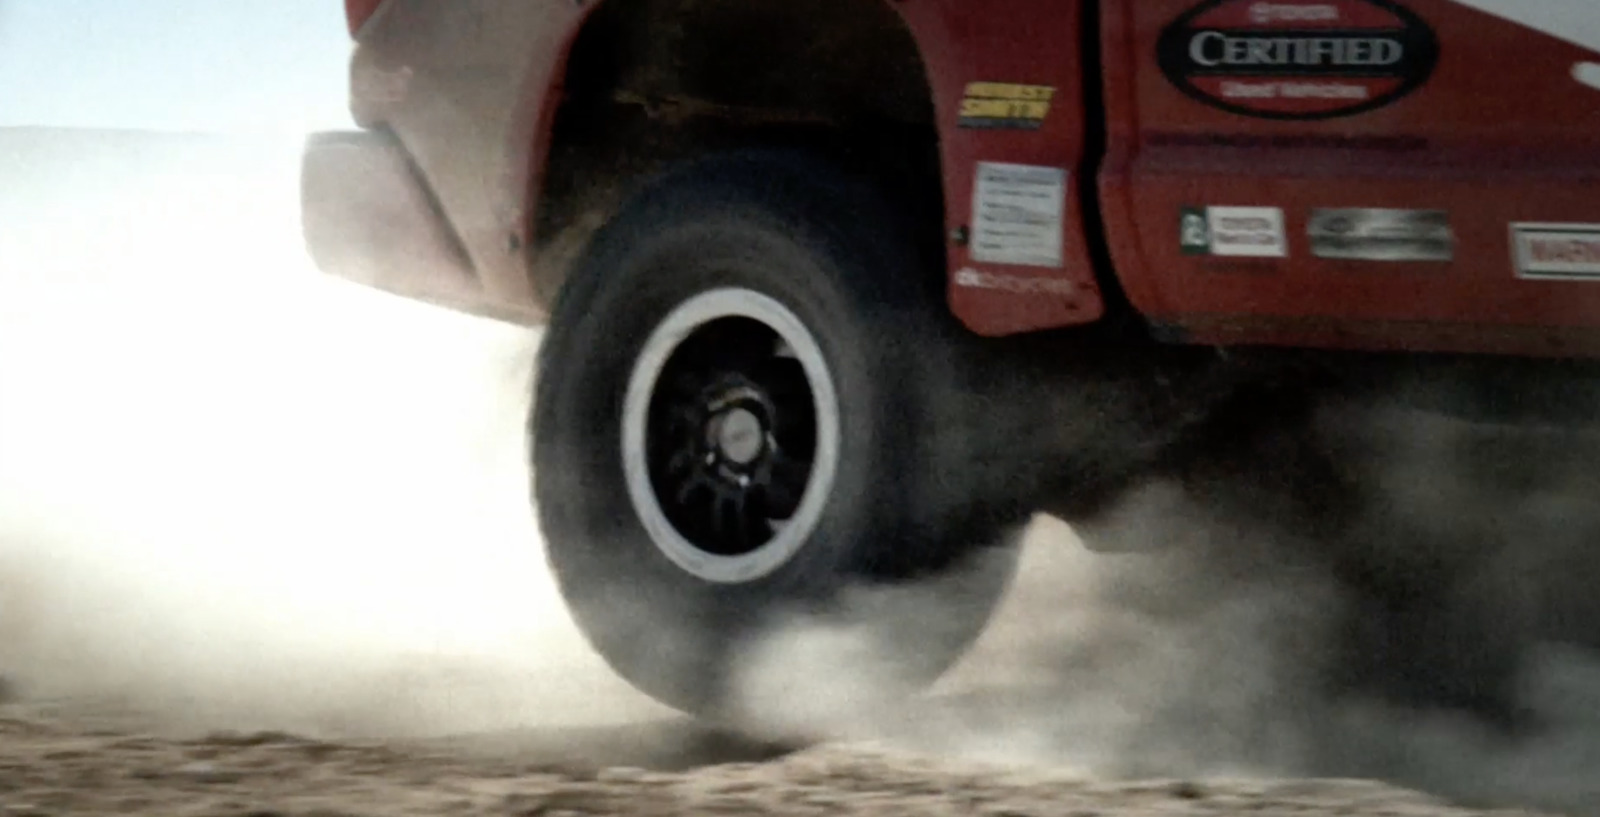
<box><xmin>1181</xmin><ymin>205</ymin><xmax>1289</xmax><ymax>258</ymax></box>
<box><xmin>1513</xmin><ymin>223</ymin><xmax>1600</xmax><ymax>280</ymax></box>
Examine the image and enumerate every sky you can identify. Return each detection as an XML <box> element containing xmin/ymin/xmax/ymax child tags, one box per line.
<box><xmin>0</xmin><ymin>0</ymin><xmax>357</xmax><ymax>133</ymax></box>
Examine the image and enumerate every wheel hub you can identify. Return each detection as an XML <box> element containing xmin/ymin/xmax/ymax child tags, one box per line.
<box><xmin>709</xmin><ymin>405</ymin><xmax>767</xmax><ymax>466</ymax></box>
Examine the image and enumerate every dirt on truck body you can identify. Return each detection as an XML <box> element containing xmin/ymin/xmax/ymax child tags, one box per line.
<box><xmin>301</xmin><ymin>0</ymin><xmax>1600</xmax><ymax>733</ymax></box>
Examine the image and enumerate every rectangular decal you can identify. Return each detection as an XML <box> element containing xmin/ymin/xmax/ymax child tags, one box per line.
<box><xmin>954</xmin><ymin>268</ymin><xmax>1075</xmax><ymax>295</ymax></box>
<box><xmin>1512</xmin><ymin>223</ymin><xmax>1600</xmax><ymax>280</ymax></box>
<box><xmin>1308</xmin><ymin>208</ymin><xmax>1454</xmax><ymax>262</ymax></box>
<box><xmin>970</xmin><ymin>162</ymin><xmax>1066</xmax><ymax>268</ymax></box>
<box><xmin>959</xmin><ymin>83</ymin><xmax>1056</xmax><ymax>130</ymax></box>
<box><xmin>1180</xmin><ymin>206</ymin><xmax>1288</xmax><ymax>258</ymax></box>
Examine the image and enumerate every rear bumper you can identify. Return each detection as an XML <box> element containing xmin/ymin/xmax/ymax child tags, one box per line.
<box><xmin>299</xmin><ymin>130</ymin><xmax>489</xmax><ymax>312</ymax></box>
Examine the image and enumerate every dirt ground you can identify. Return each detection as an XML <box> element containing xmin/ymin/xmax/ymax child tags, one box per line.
<box><xmin>0</xmin><ymin>707</ymin><xmax>1549</xmax><ymax>817</ymax></box>
<box><xmin>2</xmin><ymin>519</ymin><xmax>1598</xmax><ymax>817</ymax></box>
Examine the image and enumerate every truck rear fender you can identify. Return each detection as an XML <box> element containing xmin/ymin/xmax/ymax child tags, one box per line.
<box><xmin>524</xmin><ymin>0</ymin><xmax>1108</xmax><ymax>336</ymax></box>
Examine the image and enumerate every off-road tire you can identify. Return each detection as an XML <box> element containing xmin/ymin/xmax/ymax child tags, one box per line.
<box><xmin>531</xmin><ymin>151</ymin><xmax>1024</xmax><ymax>720</ymax></box>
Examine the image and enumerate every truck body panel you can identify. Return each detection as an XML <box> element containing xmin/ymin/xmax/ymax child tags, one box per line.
<box><xmin>337</xmin><ymin>0</ymin><xmax>1102</xmax><ymax>333</ymax></box>
<box><xmin>895</xmin><ymin>0</ymin><xmax>1105</xmax><ymax>334</ymax></box>
<box><xmin>339</xmin><ymin>0</ymin><xmax>595</xmax><ymax>322</ymax></box>
<box><xmin>1101</xmin><ymin>0</ymin><xmax>1600</xmax><ymax>356</ymax></box>
<box><xmin>308</xmin><ymin>0</ymin><xmax>1600</xmax><ymax>356</ymax></box>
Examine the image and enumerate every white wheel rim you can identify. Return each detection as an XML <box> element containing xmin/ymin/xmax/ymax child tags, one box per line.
<box><xmin>621</xmin><ymin>287</ymin><xmax>842</xmax><ymax>584</ymax></box>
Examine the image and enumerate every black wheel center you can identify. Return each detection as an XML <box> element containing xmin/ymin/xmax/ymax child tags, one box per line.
<box><xmin>641</xmin><ymin>316</ymin><xmax>819</xmax><ymax>558</ymax></box>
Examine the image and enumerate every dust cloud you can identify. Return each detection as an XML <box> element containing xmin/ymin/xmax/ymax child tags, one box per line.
<box><xmin>0</xmin><ymin>127</ymin><xmax>670</xmax><ymax>739</ymax></box>
<box><xmin>6</xmin><ymin>126</ymin><xmax>1600</xmax><ymax>817</ymax></box>
<box><xmin>729</xmin><ymin>410</ymin><xmax>1600</xmax><ymax>815</ymax></box>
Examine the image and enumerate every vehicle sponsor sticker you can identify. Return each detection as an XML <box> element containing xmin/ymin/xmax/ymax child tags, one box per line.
<box><xmin>1147</xmin><ymin>131</ymin><xmax>1427</xmax><ymax>152</ymax></box>
<box><xmin>1308</xmin><ymin>208</ymin><xmax>1454</xmax><ymax>262</ymax></box>
<box><xmin>955</xmin><ymin>268</ymin><xmax>1075</xmax><ymax>295</ymax></box>
<box><xmin>958</xmin><ymin>83</ymin><xmax>1056</xmax><ymax>130</ymax></box>
<box><xmin>970</xmin><ymin>162</ymin><xmax>1066</xmax><ymax>268</ymax></box>
<box><xmin>1180</xmin><ymin>206</ymin><xmax>1288</xmax><ymax>258</ymax></box>
<box><xmin>1157</xmin><ymin>0</ymin><xmax>1440</xmax><ymax>120</ymax></box>
<box><xmin>1512</xmin><ymin>223</ymin><xmax>1600</xmax><ymax>280</ymax></box>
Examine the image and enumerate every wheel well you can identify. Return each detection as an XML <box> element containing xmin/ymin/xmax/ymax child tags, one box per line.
<box><xmin>527</xmin><ymin>0</ymin><xmax>945</xmax><ymax>302</ymax></box>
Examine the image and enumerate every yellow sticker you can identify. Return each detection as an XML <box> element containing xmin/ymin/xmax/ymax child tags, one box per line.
<box><xmin>959</xmin><ymin>83</ymin><xmax>1056</xmax><ymax>130</ymax></box>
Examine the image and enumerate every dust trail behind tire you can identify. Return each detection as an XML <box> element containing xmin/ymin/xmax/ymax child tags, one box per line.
<box><xmin>724</xmin><ymin>401</ymin><xmax>1600</xmax><ymax>816</ymax></box>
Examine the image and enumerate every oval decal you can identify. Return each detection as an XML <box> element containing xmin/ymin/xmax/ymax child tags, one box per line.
<box><xmin>1157</xmin><ymin>0</ymin><xmax>1440</xmax><ymax>121</ymax></box>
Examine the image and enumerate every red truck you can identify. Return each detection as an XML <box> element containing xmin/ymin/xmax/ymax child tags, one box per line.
<box><xmin>302</xmin><ymin>0</ymin><xmax>1600</xmax><ymax>726</ymax></box>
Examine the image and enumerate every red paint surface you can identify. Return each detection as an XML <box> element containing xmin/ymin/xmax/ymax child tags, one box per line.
<box><xmin>1100</xmin><ymin>0</ymin><xmax>1600</xmax><ymax>355</ymax></box>
<box><xmin>345</xmin><ymin>0</ymin><xmax>387</xmax><ymax>36</ymax></box>
<box><xmin>892</xmin><ymin>0</ymin><xmax>1105</xmax><ymax>336</ymax></box>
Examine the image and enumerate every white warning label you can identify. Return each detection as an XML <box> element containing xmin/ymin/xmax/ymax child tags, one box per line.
<box><xmin>969</xmin><ymin>162</ymin><xmax>1067</xmax><ymax>268</ymax></box>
